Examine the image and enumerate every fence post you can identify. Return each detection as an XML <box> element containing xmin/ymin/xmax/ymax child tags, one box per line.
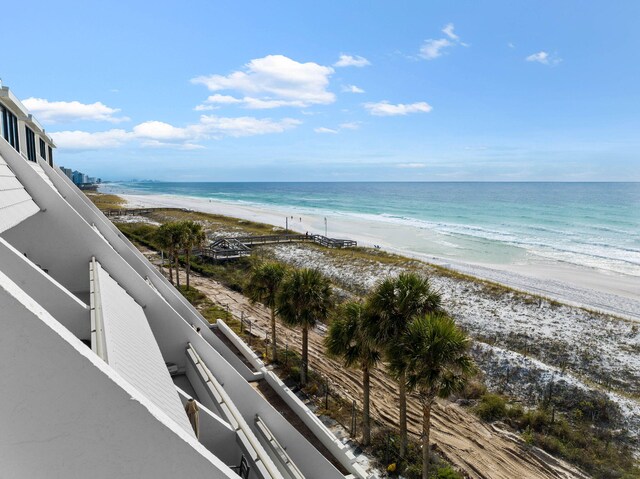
<box><xmin>325</xmin><ymin>382</ymin><xmax>329</xmax><ymax>410</ymax></box>
<box><xmin>351</xmin><ymin>400</ymin><xmax>356</xmax><ymax>436</ymax></box>
<box><xmin>385</xmin><ymin>431</ymin><xmax>389</xmax><ymax>464</ymax></box>
<box><xmin>240</xmin><ymin>311</ymin><xmax>244</xmax><ymax>332</ymax></box>
<box><xmin>284</xmin><ymin>343</ymin><xmax>288</xmax><ymax>366</ymax></box>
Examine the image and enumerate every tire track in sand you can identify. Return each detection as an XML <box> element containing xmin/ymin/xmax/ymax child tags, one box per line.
<box><xmin>189</xmin><ymin>273</ymin><xmax>590</xmax><ymax>479</ymax></box>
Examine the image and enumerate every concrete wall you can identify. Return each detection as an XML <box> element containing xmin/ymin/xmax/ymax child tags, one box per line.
<box><xmin>176</xmin><ymin>388</ymin><xmax>239</xmax><ymax>466</ymax></box>
<box><xmin>186</xmin><ymin>339</ymin><xmax>346</xmax><ymax>479</ymax></box>
<box><xmin>217</xmin><ymin>319</ymin><xmax>266</xmax><ymax>371</ymax></box>
<box><xmin>0</xmin><ymin>236</ymin><xmax>89</xmax><ymax>339</ymax></box>
<box><xmin>0</xmin><ymin>270</ymin><xmax>237</xmax><ymax>479</ymax></box>
<box><xmin>263</xmin><ymin>372</ymin><xmax>368</xmax><ymax>479</ymax></box>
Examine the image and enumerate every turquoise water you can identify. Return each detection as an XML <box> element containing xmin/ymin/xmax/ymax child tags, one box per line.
<box><xmin>110</xmin><ymin>182</ymin><xmax>640</xmax><ymax>277</ymax></box>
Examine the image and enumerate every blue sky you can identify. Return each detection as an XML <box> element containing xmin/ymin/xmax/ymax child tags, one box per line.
<box><xmin>2</xmin><ymin>1</ymin><xmax>639</xmax><ymax>181</ymax></box>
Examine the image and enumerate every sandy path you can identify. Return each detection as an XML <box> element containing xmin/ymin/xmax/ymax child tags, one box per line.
<box><xmin>188</xmin><ymin>272</ymin><xmax>590</xmax><ymax>479</ymax></box>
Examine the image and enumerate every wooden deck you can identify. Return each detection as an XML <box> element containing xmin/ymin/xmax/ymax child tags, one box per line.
<box><xmin>196</xmin><ymin>234</ymin><xmax>357</xmax><ymax>260</ymax></box>
<box><xmin>103</xmin><ymin>207</ymin><xmax>190</xmax><ymax>217</ymax></box>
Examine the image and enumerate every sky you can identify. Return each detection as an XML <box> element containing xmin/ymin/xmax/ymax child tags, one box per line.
<box><xmin>2</xmin><ymin>1</ymin><xmax>639</xmax><ymax>181</ymax></box>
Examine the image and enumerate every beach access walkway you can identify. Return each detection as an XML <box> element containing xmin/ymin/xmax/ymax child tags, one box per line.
<box><xmin>197</xmin><ymin>234</ymin><xmax>357</xmax><ymax>260</ymax></box>
<box><xmin>104</xmin><ymin>207</ymin><xmax>189</xmax><ymax>216</ymax></box>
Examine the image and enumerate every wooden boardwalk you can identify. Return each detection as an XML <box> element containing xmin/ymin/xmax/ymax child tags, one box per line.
<box><xmin>103</xmin><ymin>207</ymin><xmax>190</xmax><ymax>217</ymax></box>
<box><xmin>196</xmin><ymin>234</ymin><xmax>357</xmax><ymax>260</ymax></box>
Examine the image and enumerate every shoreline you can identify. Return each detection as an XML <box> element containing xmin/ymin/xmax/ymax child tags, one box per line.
<box><xmin>108</xmin><ymin>189</ymin><xmax>640</xmax><ymax>321</ymax></box>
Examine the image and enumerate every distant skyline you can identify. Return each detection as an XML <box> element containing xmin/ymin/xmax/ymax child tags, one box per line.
<box><xmin>2</xmin><ymin>1</ymin><xmax>639</xmax><ymax>181</ymax></box>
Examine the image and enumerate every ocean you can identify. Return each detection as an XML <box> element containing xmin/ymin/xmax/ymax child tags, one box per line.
<box><xmin>108</xmin><ymin>182</ymin><xmax>640</xmax><ymax>279</ymax></box>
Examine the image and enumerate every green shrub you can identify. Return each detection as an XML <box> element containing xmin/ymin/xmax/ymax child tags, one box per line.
<box><xmin>432</xmin><ymin>464</ymin><xmax>462</xmax><ymax>478</ymax></box>
<box><xmin>460</xmin><ymin>379</ymin><xmax>487</xmax><ymax>400</ymax></box>
<box><xmin>475</xmin><ymin>393</ymin><xmax>507</xmax><ymax>421</ymax></box>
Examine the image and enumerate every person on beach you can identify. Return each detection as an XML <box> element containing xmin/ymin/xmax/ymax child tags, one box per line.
<box><xmin>185</xmin><ymin>398</ymin><xmax>200</xmax><ymax>438</ymax></box>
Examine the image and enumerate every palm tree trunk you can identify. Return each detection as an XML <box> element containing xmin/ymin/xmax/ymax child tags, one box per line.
<box><xmin>422</xmin><ymin>401</ymin><xmax>432</xmax><ymax>479</ymax></box>
<box><xmin>399</xmin><ymin>371</ymin><xmax>407</xmax><ymax>457</ymax></box>
<box><xmin>270</xmin><ymin>309</ymin><xmax>278</xmax><ymax>362</ymax></box>
<box><xmin>186</xmin><ymin>249</ymin><xmax>191</xmax><ymax>289</ymax></box>
<box><xmin>168</xmin><ymin>252</ymin><xmax>174</xmax><ymax>285</ymax></box>
<box><xmin>362</xmin><ymin>367</ymin><xmax>371</xmax><ymax>446</ymax></box>
<box><xmin>301</xmin><ymin>326</ymin><xmax>308</xmax><ymax>385</ymax></box>
<box><xmin>175</xmin><ymin>253</ymin><xmax>181</xmax><ymax>288</ymax></box>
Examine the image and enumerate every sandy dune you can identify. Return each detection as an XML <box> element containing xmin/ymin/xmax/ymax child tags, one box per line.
<box><xmin>188</xmin><ymin>272</ymin><xmax>590</xmax><ymax>479</ymax></box>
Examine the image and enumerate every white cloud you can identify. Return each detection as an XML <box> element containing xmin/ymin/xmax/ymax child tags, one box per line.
<box><xmin>22</xmin><ymin>98</ymin><xmax>129</xmax><ymax>123</ymax></box>
<box><xmin>194</xmin><ymin>104</ymin><xmax>219</xmax><ymax>111</ymax></box>
<box><xmin>240</xmin><ymin>97</ymin><xmax>306</xmax><ymax>109</ymax></box>
<box><xmin>191</xmin><ymin>55</ymin><xmax>335</xmax><ymax>108</ymax></box>
<box><xmin>341</xmin><ymin>85</ymin><xmax>365</xmax><ymax>94</ymax></box>
<box><xmin>526</xmin><ymin>51</ymin><xmax>549</xmax><ymax>64</ymax></box>
<box><xmin>314</xmin><ymin>127</ymin><xmax>338</xmax><ymax>134</ymax></box>
<box><xmin>196</xmin><ymin>115</ymin><xmax>301</xmax><ymax>137</ymax></box>
<box><xmin>526</xmin><ymin>50</ymin><xmax>561</xmax><ymax>65</ymax></box>
<box><xmin>442</xmin><ymin>23</ymin><xmax>459</xmax><ymax>41</ymax></box>
<box><xmin>419</xmin><ymin>39</ymin><xmax>452</xmax><ymax>60</ymax></box>
<box><xmin>133</xmin><ymin>121</ymin><xmax>190</xmax><ymax>141</ymax></box>
<box><xmin>334</xmin><ymin>54</ymin><xmax>371</xmax><ymax>68</ymax></box>
<box><xmin>419</xmin><ymin>23</ymin><xmax>466</xmax><ymax>60</ymax></box>
<box><xmin>397</xmin><ymin>163</ymin><xmax>426</xmax><ymax>169</ymax></box>
<box><xmin>364</xmin><ymin>101</ymin><xmax>432</xmax><ymax>116</ymax></box>
<box><xmin>51</xmin><ymin>129</ymin><xmax>131</xmax><ymax>149</ymax></box>
<box><xmin>203</xmin><ymin>94</ymin><xmax>243</xmax><ymax>104</ymax></box>
<box><xmin>52</xmin><ymin>114</ymin><xmax>301</xmax><ymax>150</ymax></box>
<box><xmin>508</xmin><ymin>42</ymin><xmax>516</xmax><ymax>49</ymax></box>
<box><xmin>339</xmin><ymin>121</ymin><xmax>361</xmax><ymax>130</ymax></box>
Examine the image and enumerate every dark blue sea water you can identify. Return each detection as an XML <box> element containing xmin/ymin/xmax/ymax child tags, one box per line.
<box><xmin>110</xmin><ymin>182</ymin><xmax>640</xmax><ymax>277</ymax></box>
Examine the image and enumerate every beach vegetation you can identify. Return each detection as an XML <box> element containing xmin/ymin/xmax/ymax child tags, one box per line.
<box><xmin>245</xmin><ymin>261</ymin><xmax>288</xmax><ymax>362</ymax></box>
<box><xmin>364</xmin><ymin>272</ymin><xmax>443</xmax><ymax>457</ymax></box>
<box><xmin>277</xmin><ymin>268</ymin><xmax>333</xmax><ymax>386</ymax></box>
<box><xmin>474</xmin><ymin>393</ymin><xmax>508</xmax><ymax>421</ymax></box>
<box><xmin>474</xmin><ymin>391</ymin><xmax>640</xmax><ymax>479</ymax></box>
<box><xmin>85</xmin><ymin>192</ymin><xmax>126</xmax><ymax>210</ymax></box>
<box><xmin>325</xmin><ymin>301</ymin><xmax>381</xmax><ymax>445</ymax></box>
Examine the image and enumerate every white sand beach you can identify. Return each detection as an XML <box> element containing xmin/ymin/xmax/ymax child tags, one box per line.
<box><xmin>114</xmin><ymin>191</ymin><xmax>640</xmax><ymax>321</ymax></box>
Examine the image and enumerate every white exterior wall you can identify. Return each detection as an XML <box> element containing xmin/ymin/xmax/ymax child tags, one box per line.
<box><xmin>0</xmin><ymin>152</ymin><xmax>40</xmax><ymax>232</ymax></box>
<box><xmin>0</xmin><ymin>271</ymin><xmax>237</xmax><ymax>479</ymax></box>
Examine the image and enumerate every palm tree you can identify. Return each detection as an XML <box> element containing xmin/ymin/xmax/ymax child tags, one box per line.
<box><xmin>277</xmin><ymin>268</ymin><xmax>332</xmax><ymax>386</ymax></box>
<box><xmin>181</xmin><ymin>221</ymin><xmax>206</xmax><ymax>289</ymax></box>
<box><xmin>390</xmin><ymin>312</ymin><xmax>475</xmax><ymax>479</ymax></box>
<box><xmin>246</xmin><ymin>261</ymin><xmax>287</xmax><ymax>361</ymax></box>
<box><xmin>325</xmin><ymin>301</ymin><xmax>380</xmax><ymax>446</ymax></box>
<box><xmin>364</xmin><ymin>272</ymin><xmax>441</xmax><ymax>457</ymax></box>
<box><xmin>156</xmin><ymin>223</ymin><xmax>177</xmax><ymax>285</ymax></box>
<box><xmin>171</xmin><ymin>222</ymin><xmax>186</xmax><ymax>288</ymax></box>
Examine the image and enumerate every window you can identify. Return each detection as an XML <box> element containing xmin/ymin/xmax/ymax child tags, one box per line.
<box><xmin>48</xmin><ymin>145</ymin><xmax>53</xmax><ymax>166</ymax></box>
<box><xmin>1</xmin><ymin>105</ymin><xmax>20</xmax><ymax>152</ymax></box>
<box><xmin>39</xmin><ymin>138</ymin><xmax>46</xmax><ymax>159</ymax></box>
<box><xmin>25</xmin><ymin>126</ymin><xmax>36</xmax><ymax>162</ymax></box>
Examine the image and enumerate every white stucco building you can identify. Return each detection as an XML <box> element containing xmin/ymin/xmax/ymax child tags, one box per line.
<box><xmin>0</xmin><ymin>84</ymin><xmax>369</xmax><ymax>479</ymax></box>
